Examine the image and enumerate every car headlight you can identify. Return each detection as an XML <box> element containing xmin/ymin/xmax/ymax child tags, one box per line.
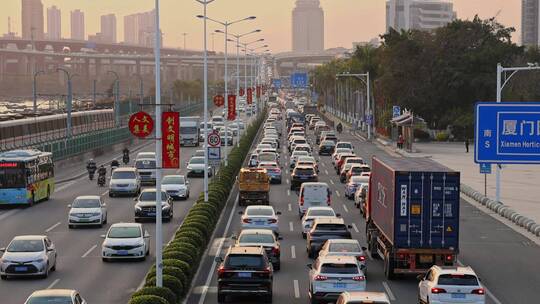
<box><xmin>91</xmin><ymin>213</ymin><xmax>101</xmax><ymax>216</ymax></box>
<box><xmin>34</xmin><ymin>258</ymin><xmax>45</xmax><ymax>263</ymax></box>
<box><xmin>162</xmin><ymin>205</ymin><xmax>170</xmax><ymax>210</ymax></box>
<box><xmin>134</xmin><ymin>243</ymin><xmax>145</xmax><ymax>248</ymax></box>
<box><xmin>0</xmin><ymin>258</ymin><xmax>14</xmax><ymax>264</ymax></box>
<box><xmin>135</xmin><ymin>206</ymin><xmax>142</xmax><ymax>211</ymax></box>
<box><xmin>103</xmin><ymin>244</ymin><xmax>114</xmax><ymax>249</ymax></box>
<box><xmin>186</xmin><ymin>165</ymin><xmax>192</xmax><ymax>170</ymax></box>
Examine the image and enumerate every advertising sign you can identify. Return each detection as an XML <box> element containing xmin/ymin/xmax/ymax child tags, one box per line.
<box><xmin>227</xmin><ymin>95</ymin><xmax>237</xmax><ymax>121</ymax></box>
<box><xmin>161</xmin><ymin>112</ymin><xmax>180</xmax><ymax>168</ymax></box>
<box><xmin>475</xmin><ymin>102</ymin><xmax>540</xmax><ymax>164</ymax></box>
<box><xmin>128</xmin><ymin>111</ymin><xmax>154</xmax><ymax>138</ymax></box>
<box><xmin>256</xmin><ymin>86</ymin><xmax>261</xmax><ymax>98</ymax></box>
<box><xmin>247</xmin><ymin>88</ymin><xmax>253</xmax><ymax>104</ymax></box>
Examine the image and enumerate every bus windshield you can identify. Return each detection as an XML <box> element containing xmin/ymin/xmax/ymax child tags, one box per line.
<box><xmin>0</xmin><ymin>168</ymin><xmax>26</xmax><ymax>188</ymax></box>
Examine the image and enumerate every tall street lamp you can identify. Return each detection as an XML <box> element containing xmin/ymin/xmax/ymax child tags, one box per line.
<box><xmin>195</xmin><ymin>0</ymin><xmax>215</xmax><ymax>203</ymax></box>
<box><xmin>133</xmin><ymin>73</ymin><xmax>144</xmax><ymax>106</ymax></box>
<box><xmin>33</xmin><ymin>70</ymin><xmax>45</xmax><ymax>115</ymax></box>
<box><xmin>107</xmin><ymin>70</ymin><xmax>120</xmax><ymax>127</ymax></box>
<box><xmin>198</xmin><ymin>15</ymin><xmax>256</xmax><ymax>166</ymax></box>
<box><xmin>57</xmin><ymin>68</ymin><xmax>78</xmax><ymax>138</ymax></box>
<box><xmin>336</xmin><ymin>72</ymin><xmax>371</xmax><ymax>139</ymax></box>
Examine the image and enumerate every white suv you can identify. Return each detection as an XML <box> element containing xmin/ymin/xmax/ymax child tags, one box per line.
<box><xmin>418</xmin><ymin>265</ymin><xmax>485</xmax><ymax>304</ymax></box>
<box><xmin>336</xmin><ymin>291</ymin><xmax>390</xmax><ymax>304</ymax></box>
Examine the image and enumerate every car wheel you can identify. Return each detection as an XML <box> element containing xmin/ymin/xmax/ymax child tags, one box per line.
<box><xmin>263</xmin><ymin>293</ymin><xmax>272</xmax><ymax>303</ymax></box>
<box><xmin>108</xmin><ymin>192</ymin><xmax>113</xmax><ymax>197</ymax></box>
<box><xmin>51</xmin><ymin>260</ymin><xmax>56</xmax><ymax>272</ymax></box>
<box><xmin>274</xmin><ymin>262</ymin><xmax>280</xmax><ymax>271</ymax></box>
<box><xmin>0</xmin><ymin>275</ymin><xmax>7</xmax><ymax>280</ymax></box>
<box><xmin>68</xmin><ymin>224</ymin><xmax>74</xmax><ymax>229</ymax></box>
<box><xmin>186</xmin><ymin>191</ymin><xmax>190</xmax><ymax>199</ymax></box>
<box><xmin>103</xmin><ymin>216</ymin><xmax>107</xmax><ymax>224</ymax></box>
<box><xmin>302</xmin><ymin>232</ymin><xmax>306</xmax><ymax>239</ymax></box>
<box><xmin>102</xmin><ymin>257</ymin><xmax>109</xmax><ymax>262</ymax></box>
<box><xmin>217</xmin><ymin>292</ymin><xmax>226</xmax><ymax>303</ymax></box>
<box><xmin>41</xmin><ymin>264</ymin><xmax>49</xmax><ymax>279</ymax></box>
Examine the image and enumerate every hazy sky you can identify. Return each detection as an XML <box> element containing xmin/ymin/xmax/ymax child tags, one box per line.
<box><xmin>0</xmin><ymin>0</ymin><xmax>523</xmax><ymax>52</ymax></box>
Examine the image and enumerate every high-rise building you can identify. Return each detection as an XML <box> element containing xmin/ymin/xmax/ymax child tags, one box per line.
<box><xmin>386</xmin><ymin>0</ymin><xmax>456</xmax><ymax>32</ymax></box>
<box><xmin>21</xmin><ymin>0</ymin><xmax>44</xmax><ymax>40</ymax></box>
<box><xmin>522</xmin><ymin>0</ymin><xmax>540</xmax><ymax>46</ymax></box>
<box><xmin>124</xmin><ymin>10</ymin><xmax>161</xmax><ymax>47</ymax></box>
<box><xmin>292</xmin><ymin>0</ymin><xmax>324</xmax><ymax>52</ymax></box>
<box><xmin>70</xmin><ymin>9</ymin><xmax>85</xmax><ymax>40</ymax></box>
<box><xmin>46</xmin><ymin>5</ymin><xmax>61</xmax><ymax>40</ymax></box>
<box><xmin>100</xmin><ymin>14</ymin><xmax>117</xmax><ymax>43</ymax></box>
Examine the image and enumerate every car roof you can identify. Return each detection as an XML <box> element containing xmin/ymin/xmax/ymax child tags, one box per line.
<box><xmin>114</xmin><ymin>167</ymin><xmax>137</xmax><ymax>172</ymax></box>
<box><xmin>246</xmin><ymin>205</ymin><xmax>274</xmax><ymax>211</ymax></box>
<box><xmin>341</xmin><ymin>291</ymin><xmax>390</xmax><ymax>302</ymax></box>
<box><xmin>314</xmin><ymin>217</ymin><xmax>345</xmax><ymax>224</ymax></box>
<box><xmin>228</xmin><ymin>246</ymin><xmax>265</xmax><ymax>255</ymax></box>
<box><xmin>12</xmin><ymin>235</ymin><xmax>46</xmax><ymax>241</ymax></box>
<box><xmin>29</xmin><ymin>289</ymin><xmax>76</xmax><ymax>297</ymax></box>
<box><xmin>318</xmin><ymin>255</ymin><xmax>357</xmax><ymax>264</ymax></box>
<box><xmin>432</xmin><ymin>265</ymin><xmax>477</xmax><ymax>276</ymax></box>
<box><xmin>239</xmin><ymin>229</ymin><xmax>275</xmax><ymax>236</ymax></box>
<box><xmin>326</xmin><ymin>239</ymin><xmax>360</xmax><ymax>245</ymax></box>
<box><xmin>110</xmin><ymin>222</ymin><xmax>142</xmax><ymax>228</ymax></box>
<box><xmin>307</xmin><ymin>207</ymin><xmax>334</xmax><ymax>211</ymax></box>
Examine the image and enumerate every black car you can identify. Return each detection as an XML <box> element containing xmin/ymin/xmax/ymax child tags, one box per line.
<box><xmin>215</xmin><ymin>246</ymin><xmax>273</xmax><ymax>303</ymax></box>
<box><xmin>318</xmin><ymin>140</ymin><xmax>336</xmax><ymax>156</ymax></box>
<box><xmin>290</xmin><ymin>165</ymin><xmax>318</xmax><ymax>190</ymax></box>
<box><xmin>134</xmin><ymin>189</ymin><xmax>173</xmax><ymax>222</ymax></box>
<box><xmin>306</xmin><ymin>218</ymin><xmax>353</xmax><ymax>258</ymax></box>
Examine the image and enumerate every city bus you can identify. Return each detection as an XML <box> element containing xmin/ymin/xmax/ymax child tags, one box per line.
<box><xmin>0</xmin><ymin>149</ymin><xmax>55</xmax><ymax>206</ymax></box>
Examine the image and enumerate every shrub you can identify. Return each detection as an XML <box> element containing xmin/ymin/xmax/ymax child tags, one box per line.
<box><xmin>128</xmin><ymin>295</ymin><xmax>168</xmax><ymax>304</ymax></box>
<box><xmin>163</xmin><ymin>245</ymin><xmax>200</xmax><ymax>262</ymax></box>
<box><xmin>161</xmin><ymin>259</ymin><xmax>191</xmax><ymax>277</ymax></box>
<box><xmin>132</xmin><ymin>287</ymin><xmax>176</xmax><ymax>304</ymax></box>
<box><xmin>175</xmin><ymin>229</ymin><xmax>205</xmax><ymax>246</ymax></box>
<box><xmin>146</xmin><ymin>266</ymin><xmax>188</xmax><ymax>288</ymax></box>
<box><xmin>435</xmin><ymin>131</ymin><xmax>449</xmax><ymax>142</ymax></box>
<box><xmin>162</xmin><ymin>250</ymin><xmax>194</xmax><ymax>265</ymax></box>
<box><xmin>145</xmin><ymin>275</ymin><xmax>183</xmax><ymax>298</ymax></box>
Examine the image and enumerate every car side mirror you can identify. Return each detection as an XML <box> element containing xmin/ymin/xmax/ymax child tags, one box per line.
<box><xmin>47</xmin><ymin>247</ymin><xmax>55</xmax><ymax>252</ymax></box>
<box><xmin>0</xmin><ymin>247</ymin><xmax>5</xmax><ymax>252</ymax></box>
<box><xmin>186</xmin><ymin>181</ymin><xmax>190</xmax><ymax>184</ymax></box>
<box><xmin>361</xmin><ymin>246</ymin><xmax>367</xmax><ymax>251</ymax></box>
<box><xmin>417</xmin><ymin>274</ymin><xmax>425</xmax><ymax>281</ymax></box>
<box><xmin>214</xmin><ymin>256</ymin><xmax>224</xmax><ymax>263</ymax></box>
<box><xmin>336</xmin><ymin>213</ymin><xmax>341</xmax><ymax>217</ymax></box>
<box><xmin>278</xmin><ymin>236</ymin><xmax>283</xmax><ymax>240</ymax></box>
<box><xmin>133</xmin><ymin>198</ymin><xmax>137</xmax><ymax>201</ymax></box>
<box><xmin>231</xmin><ymin>235</ymin><xmax>237</xmax><ymax>240</ymax></box>
<box><xmin>306</xmin><ymin>263</ymin><xmax>312</xmax><ymax>269</ymax></box>
<box><xmin>276</xmin><ymin>211</ymin><xmax>282</xmax><ymax>215</ymax></box>
<box><xmin>238</xmin><ymin>211</ymin><xmax>244</xmax><ymax>215</ymax></box>
<box><xmin>67</xmin><ymin>204</ymin><xmax>72</xmax><ymax>208</ymax></box>
<box><xmin>100</xmin><ymin>235</ymin><xmax>106</xmax><ymax>238</ymax></box>
<box><xmin>347</xmin><ymin>225</ymin><xmax>353</xmax><ymax>229</ymax></box>
<box><xmin>144</xmin><ymin>231</ymin><xmax>151</xmax><ymax>238</ymax></box>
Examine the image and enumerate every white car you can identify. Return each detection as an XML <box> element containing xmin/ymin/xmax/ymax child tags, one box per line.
<box><xmin>301</xmin><ymin>207</ymin><xmax>339</xmax><ymax>238</ymax></box>
<box><xmin>68</xmin><ymin>195</ymin><xmax>107</xmax><ymax>228</ymax></box>
<box><xmin>336</xmin><ymin>292</ymin><xmax>390</xmax><ymax>304</ymax></box>
<box><xmin>318</xmin><ymin>239</ymin><xmax>368</xmax><ymax>274</ymax></box>
<box><xmin>0</xmin><ymin>235</ymin><xmax>57</xmax><ymax>279</ymax></box>
<box><xmin>335</xmin><ymin>141</ymin><xmax>354</xmax><ymax>150</ymax></box>
<box><xmin>24</xmin><ymin>289</ymin><xmax>87</xmax><ymax>304</ymax></box>
<box><xmin>101</xmin><ymin>223</ymin><xmax>150</xmax><ymax>262</ymax></box>
<box><xmin>161</xmin><ymin>175</ymin><xmax>190</xmax><ymax>200</ymax></box>
<box><xmin>290</xmin><ymin>150</ymin><xmax>310</xmax><ymax>168</ymax></box>
<box><xmin>239</xmin><ymin>206</ymin><xmax>282</xmax><ymax>235</ymax></box>
<box><xmin>418</xmin><ymin>265</ymin><xmax>485</xmax><ymax>304</ymax></box>
<box><xmin>308</xmin><ymin>255</ymin><xmax>366</xmax><ymax>303</ymax></box>
<box><xmin>109</xmin><ymin>167</ymin><xmax>141</xmax><ymax>197</ymax></box>
<box><xmin>186</xmin><ymin>156</ymin><xmax>213</xmax><ymax>177</ymax></box>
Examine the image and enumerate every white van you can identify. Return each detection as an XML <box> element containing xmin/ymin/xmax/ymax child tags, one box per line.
<box><xmin>298</xmin><ymin>182</ymin><xmax>331</xmax><ymax>218</ymax></box>
<box><xmin>135</xmin><ymin>152</ymin><xmax>156</xmax><ymax>185</ymax></box>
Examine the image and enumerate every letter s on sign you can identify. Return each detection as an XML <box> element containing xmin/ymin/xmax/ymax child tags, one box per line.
<box><xmin>484</xmin><ymin>141</ymin><xmax>490</xmax><ymax>148</ymax></box>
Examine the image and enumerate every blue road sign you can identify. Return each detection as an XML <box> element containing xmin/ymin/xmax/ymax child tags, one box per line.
<box><xmin>272</xmin><ymin>78</ymin><xmax>282</xmax><ymax>89</ymax></box>
<box><xmin>479</xmin><ymin>163</ymin><xmax>492</xmax><ymax>174</ymax></box>
<box><xmin>291</xmin><ymin>72</ymin><xmax>308</xmax><ymax>88</ymax></box>
<box><xmin>475</xmin><ymin>102</ymin><xmax>540</xmax><ymax>164</ymax></box>
<box><xmin>366</xmin><ymin>114</ymin><xmax>373</xmax><ymax>125</ymax></box>
<box><xmin>208</xmin><ymin>147</ymin><xmax>221</xmax><ymax>160</ymax></box>
<box><xmin>392</xmin><ymin>105</ymin><xmax>401</xmax><ymax>118</ymax></box>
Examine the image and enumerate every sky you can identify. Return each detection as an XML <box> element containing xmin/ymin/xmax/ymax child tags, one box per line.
<box><xmin>0</xmin><ymin>0</ymin><xmax>523</xmax><ymax>53</ymax></box>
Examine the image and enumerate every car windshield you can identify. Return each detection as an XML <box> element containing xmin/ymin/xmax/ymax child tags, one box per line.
<box><xmin>190</xmin><ymin>157</ymin><xmax>205</xmax><ymax>164</ymax></box>
<box><xmin>180</xmin><ymin>127</ymin><xmax>197</xmax><ymax>133</ymax></box>
<box><xmin>352</xmin><ymin>167</ymin><xmax>371</xmax><ymax>173</ymax></box>
<box><xmin>308</xmin><ymin>209</ymin><xmax>335</xmax><ymax>217</ymax></box>
<box><xmin>320</xmin><ymin>263</ymin><xmax>359</xmax><ymax>274</ymax></box>
<box><xmin>226</xmin><ymin>255</ymin><xmax>263</xmax><ymax>268</ymax></box>
<box><xmin>139</xmin><ymin>191</ymin><xmax>168</xmax><ymax>201</ymax></box>
<box><xmin>293</xmin><ymin>151</ymin><xmax>309</xmax><ymax>157</ymax></box>
<box><xmin>437</xmin><ymin>274</ymin><xmax>479</xmax><ymax>286</ymax></box>
<box><xmin>136</xmin><ymin>160</ymin><xmax>156</xmax><ymax>169</ymax></box>
<box><xmin>321</xmin><ymin>141</ymin><xmax>335</xmax><ymax>146</ymax></box>
<box><xmin>162</xmin><ymin>176</ymin><xmax>185</xmax><ymax>185</ymax></box>
<box><xmin>329</xmin><ymin>242</ymin><xmax>361</xmax><ymax>252</ymax></box>
<box><xmin>295</xmin><ymin>168</ymin><xmax>314</xmax><ymax>175</ymax></box>
<box><xmin>350</xmin><ymin>177</ymin><xmax>366</xmax><ymax>183</ymax></box>
<box><xmin>72</xmin><ymin>198</ymin><xmax>100</xmax><ymax>208</ymax></box>
<box><xmin>7</xmin><ymin>239</ymin><xmax>44</xmax><ymax>252</ymax></box>
<box><xmin>108</xmin><ymin>227</ymin><xmax>141</xmax><ymax>238</ymax></box>
<box><xmin>239</xmin><ymin>234</ymin><xmax>275</xmax><ymax>244</ymax></box>
<box><xmin>246</xmin><ymin>208</ymin><xmax>274</xmax><ymax>216</ymax></box>
<box><xmin>112</xmin><ymin>171</ymin><xmax>136</xmax><ymax>179</ymax></box>
<box><xmin>26</xmin><ymin>296</ymin><xmax>74</xmax><ymax>304</ymax></box>
<box><xmin>258</xmin><ymin>154</ymin><xmax>276</xmax><ymax>162</ymax></box>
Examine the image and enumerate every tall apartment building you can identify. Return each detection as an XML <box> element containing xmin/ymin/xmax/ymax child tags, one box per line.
<box><xmin>100</xmin><ymin>14</ymin><xmax>117</xmax><ymax>43</ymax></box>
<box><xmin>124</xmin><ymin>10</ymin><xmax>161</xmax><ymax>47</ymax></box>
<box><xmin>70</xmin><ymin>9</ymin><xmax>85</xmax><ymax>41</ymax></box>
<box><xmin>292</xmin><ymin>0</ymin><xmax>325</xmax><ymax>52</ymax></box>
<box><xmin>47</xmin><ymin>5</ymin><xmax>61</xmax><ymax>40</ymax></box>
<box><xmin>386</xmin><ymin>0</ymin><xmax>456</xmax><ymax>32</ymax></box>
<box><xmin>522</xmin><ymin>0</ymin><xmax>540</xmax><ymax>46</ymax></box>
<box><xmin>22</xmin><ymin>0</ymin><xmax>44</xmax><ymax>40</ymax></box>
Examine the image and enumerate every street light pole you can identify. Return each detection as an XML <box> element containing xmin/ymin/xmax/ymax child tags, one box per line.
<box><xmin>107</xmin><ymin>70</ymin><xmax>120</xmax><ymax>127</ymax></box>
<box><xmin>57</xmin><ymin>68</ymin><xmax>78</xmax><ymax>138</ymax></box>
<box><xmin>336</xmin><ymin>72</ymin><xmax>371</xmax><ymax>139</ymax></box>
<box><xmin>33</xmin><ymin>70</ymin><xmax>45</xmax><ymax>115</ymax></box>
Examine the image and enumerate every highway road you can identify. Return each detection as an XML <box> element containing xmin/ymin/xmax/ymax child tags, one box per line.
<box><xmin>0</xmin><ymin>112</ymin><xmax>252</xmax><ymax>304</ymax></box>
<box><xmin>186</xmin><ymin>113</ymin><xmax>540</xmax><ymax>304</ymax></box>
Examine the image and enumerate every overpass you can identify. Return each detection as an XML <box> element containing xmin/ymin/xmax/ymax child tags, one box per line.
<box><xmin>273</xmin><ymin>49</ymin><xmax>347</xmax><ymax>75</ymax></box>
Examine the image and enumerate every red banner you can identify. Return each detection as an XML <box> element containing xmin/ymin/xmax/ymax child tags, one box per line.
<box><xmin>239</xmin><ymin>87</ymin><xmax>245</xmax><ymax>97</ymax></box>
<box><xmin>256</xmin><ymin>86</ymin><xmax>261</xmax><ymax>98</ymax></box>
<box><xmin>227</xmin><ymin>95</ymin><xmax>237</xmax><ymax>121</ymax></box>
<box><xmin>162</xmin><ymin>112</ymin><xmax>180</xmax><ymax>169</ymax></box>
<box><xmin>128</xmin><ymin>111</ymin><xmax>154</xmax><ymax>138</ymax></box>
<box><xmin>247</xmin><ymin>88</ymin><xmax>253</xmax><ymax>104</ymax></box>
<box><xmin>213</xmin><ymin>95</ymin><xmax>225</xmax><ymax>107</ymax></box>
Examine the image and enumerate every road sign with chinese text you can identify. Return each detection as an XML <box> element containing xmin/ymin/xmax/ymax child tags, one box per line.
<box><xmin>291</xmin><ymin>72</ymin><xmax>308</xmax><ymax>88</ymax></box>
<box><xmin>162</xmin><ymin>112</ymin><xmax>180</xmax><ymax>168</ymax></box>
<box><xmin>475</xmin><ymin>102</ymin><xmax>540</xmax><ymax>164</ymax></box>
<box><xmin>128</xmin><ymin>111</ymin><xmax>154</xmax><ymax>138</ymax></box>
<box><xmin>479</xmin><ymin>163</ymin><xmax>492</xmax><ymax>174</ymax></box>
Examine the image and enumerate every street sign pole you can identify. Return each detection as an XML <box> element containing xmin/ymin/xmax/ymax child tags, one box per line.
<box><xmin>154</xmin><ymin>0</ymin><xmax>163</xmax><ymax>288</ymax></box>
<box><xmin>496</xmin><ymin>63</ymin><xmax>502</xmax><ymax>203</ymax></box>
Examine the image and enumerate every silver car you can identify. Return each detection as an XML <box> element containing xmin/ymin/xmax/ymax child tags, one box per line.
<box><xmin>161</xmin><ymin>175</ymin><xmax>190</xmax><ymax>200</ymax></box>
<box><xmin>301</xmin><ymin>207</ymin><xmax>339</xmax><ymax>238</ymax></box>
<box><xmin>308</xmin><ymin>255</ymin><xmax>366</xmax><ymax>303</ymax></box>
<box><xmin>109</xmin><ymin>167</ymin><xmax>141</xmax><ymax>197</ymax></box>
<box><xmin>239</xmin><ymin>206</ymin><xmax>282</xmax><ymax>235</ymax></box>
<box><xmin>101</xmin><ymin>223</ymin><xmax>150</xmax><ymax>262</ymax></box>
<box><xmin>186</xmin><ymin>156</ymin><xmax>213</xmax><ymax>177</ymax></box>
<box><xmin>24</xmin><ymin>289</ymin><xmax>87</xmax><ymax>304</ymax></box>
<box><xmin>318</xmin><ymin>239</ymin><xmax>368</xmax><ymax>274</ymax></box>
<box><xmin>68</xmin><ymin>195</ymin><xmax>107</xmax><ymax>228</ymax></box>
<box><xmin>233</xmin><ymin>229</ymin><xmax>282</xmax><ymax>270</ymax></box>
<box><xmin>0</xmin><ymin>235</ymin><xmax>57</xmax><ymax>279</ymax></box>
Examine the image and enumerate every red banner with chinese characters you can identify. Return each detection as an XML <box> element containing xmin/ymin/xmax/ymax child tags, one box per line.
<box><xmin>247</xmin><ymin>88</ymin><xmax>253</xmax><ymax>104</ymax></box>
<box><xmin>227</xmin><ymin>95</ymin><xmax>237</xmax><ymax>121</ymax></box>
<box><xmin>162</xmin><ymin>112</ymin><xmax>180</xmax><ymax>169</ymax></box>
<box><xmin>256</xmin><ymin>86</ymin><xmax>261</xmax><ymax>98</ymax></box>
<box><xmin>239</xmin><ymin>87</ymin><xmax>245</xmax><ymax>97</ymax></box>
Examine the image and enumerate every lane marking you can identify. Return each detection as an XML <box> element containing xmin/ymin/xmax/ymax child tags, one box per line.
<box><xmin>291</xmin><ymin>245</ymin><xmax>296</xmax><ymax>259</ymax></box>
<box><xmin>47</xmin><ymin>279</ymin><xmax>60</xmax><ymax>289</ymax></box>
<box><xmin>289</xmin><ymin>221</ymin><xmax>294</xmax><ymax>232</ymax></box>
<box><xmin>293</xmin><ymin>279</ymin><xmax>300</xmax><ymax>298</ymax></box>
<box><xmin>287</xmin><ymin>190</ymin><xmax>291</xmax><ymax>196</ymax></box>
<box><xmin>81</xmin><ymin>244</ymin><xmax>97</xmax><ymax>258</ymax></box>
<box><xmin>45</xmin><ymin>222</ymin><xmax>61</xmax><ymax>233</ymax></box>
<box><xmin>321</xmin><ymin>162</ymin><xmax>326</xmax><ymax>167</ymax></box>
<box><xmin>335</xmin><ymin>190</ymin><xmax>341</xmax><ymax>197</ymax></box>
<box><xmin>286</xmin><ymin>179</ymin><xmax>290</xmax><ymax>185</ymax></box>
<box><xmin>382</xmin><ymin>281</ymin><xmax>396</xmax><ymax>301</ymax></box>
<box><xmin>325</xmin><ymin>169</ymin><xmax>329</xmax><ymax>175</ymax></box>
<box><xmin>101</xmin><ymin>190</ymin><xmax>109</xmax><ymax>196</ymax></box>
<box><xmin>285</xmin><ymin>169</ymin><xmax>289</xmax><ymax>174</ymax></box>
<box><xmin>288</xmin><ymin>203</ymin><xmax>292</xmax><ymax>212</ymax></box>
<box><xmin>343</xmin><ymin>204</ymin><xmax>349</xmax><ymax>213</ymax></box>
<box><xmin>56</xmin><ymin>180</ymin><xmax>77</xmax><ymax>192</ymax></box>
<box><xmin>0</xmin><ymin>209</ymin><xmax>19</xmax><ymax>221</ymax></box>
<box><xmin>330</xmin><ymin>180</ymin><xmax>335</xmax><ymax>185</ymax></box>
<box><xmin>351</xmin><ymin>223</ymin><xmax>359</xmax><ymax>233</ymax></box>
<box><xmin>458</xmin><ymin>260</ymin><xmax>503</xmax><ymax>304</ymax></box>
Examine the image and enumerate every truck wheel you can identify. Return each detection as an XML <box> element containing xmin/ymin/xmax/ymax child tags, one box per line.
<box><xmin>368</xmin><ymin>235</ymin><xmax>379</xmax><ymax>259</ymax></box>
<box><xmin>384</xmin><ymin>254</ymin><xmax>395</xmax><ymax>280</ymax></box>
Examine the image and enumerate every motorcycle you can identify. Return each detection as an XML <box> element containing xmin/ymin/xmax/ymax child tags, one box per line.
<box><xmin>97</xmin><ymin>174</ymin><xmax>106</xmax><ymax>187</ymax></box>
<box><xmin>88</xmin><ymin>171</ymin><xmax>95</xmax><ymax>180</ymax></box>
<box><xmin>122</xmin><ymin>155</ymin><xmax>129</xmax><ymax>165</ymax></box>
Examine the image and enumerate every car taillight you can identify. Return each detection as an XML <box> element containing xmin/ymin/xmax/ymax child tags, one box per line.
<box><xmin>242</xmin><ymin>218</ymin><xmax>252</xmax><ymax>224</ymax></box>
<box><xmin>327</xmin><ymin>195</ymin><xmax>331</xmax><ymax>205</ymax></box>
<box><xmin>268</xmin><ymin>218</ymin><xmax>277</xmax><ymax>224</ymax></box>
<box><xmin>217</xmin><ymin>266</ymin><xmax>226</xmax><ymax>277</ymax></box>
<box><xmin>431</xmin><ymin>287</ymin><xmax>447</xmax><ymax>294</ymax></box>
<box><xmin>445</xmin><ymin>254</ymin><xmax>454</xmax><ymax>262</ymax></box>
<box><xmin>314</xmin><ymin>275</ymin><xmax>327</xmax><ymax>281</ymax></box>
<box><xmin>300</xmin><ymin>196</ymin><xmax>304</xmax><ymax>206</ymax></box>
<box><xmin>272</xmin><ymin>246</ymin><xmax>280</xmax><ymax>255</ymax></box>
<box><xmin>356</xmin><ymin>255</ymin><xmax>366</xmax><ymax>262</ymax></box>
<box><xmin>258</xmin><ymin>267</ymin><xmax>272</xmax><ymax>278</ymax></box>
<box><xmin>352</xmin><ymin>275</ymin><xmax>365</xmax><ymax>281</ymax></box>
<box><xmin>398</xmin><ymin>253</ymin><xmax>407</xmax><ymax>260</ymax></box>
<box><xmin>471</xmin><ymin>288</ymin><xmax>485</xmax><ymax>295</ymax></box>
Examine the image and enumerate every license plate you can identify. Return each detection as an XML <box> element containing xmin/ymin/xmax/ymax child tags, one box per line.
<box><xmin>255</xmin><ymin>221</ymin><xmax>265</xmax><ymax>225</ymax></box>
<box><xmin>118</xmin><ymin>250</ymin><xmax>129</xmax><ymax>256</ymax></box>
<box><xmin>78</xmin><ymin>218</ymin><xmax>90</xmax><ymax>222</ymax></box>
<box><xmin>452</xmin><ymin>293</ymin><xmax>466</xmax><ymax>299</ymax></box>
<box><xmin>147</xmin><ymin>212</ymin><xmax>156</xmax><ymax>216</ymax></box>
<box><xmin>15</xmin><ymin>266</ymin><xmax>27</xmax><ymax>272</ymax></box>
<box><xmin>333</xmin><ymin>283</ymin><xmax>346</xmax><ymax>289</ymax></box>
<box><xmin>419</xmin><ymin>254</ymin><xmax>433</xmax><ymax>263</ymax></box>
<box><xmin>238</xmin><ymin>272</ymin><xmax>251</xmax><ymax>278</ymax></box>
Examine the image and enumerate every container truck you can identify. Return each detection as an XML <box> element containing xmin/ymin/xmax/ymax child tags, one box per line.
<box><xmin>366</xmin><ymin>156</ymin><xmax>460</xmax><ymax>279</ymax></box>
<box><xmin>180</xmin><ymin>116</ymin><xmax>200</xmax><ymax>147</ymax></box>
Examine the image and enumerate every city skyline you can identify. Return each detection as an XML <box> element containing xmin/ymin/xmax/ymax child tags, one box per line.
<box><xmin>3</xmin><ymin>0</ymin><xmax>525</xmax><ymax>52</ymax></box>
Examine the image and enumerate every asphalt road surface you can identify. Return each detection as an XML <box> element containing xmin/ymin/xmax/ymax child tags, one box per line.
<box><xmin>186</xmin><ymin>114</ymin><xmax>540</xmax><ymax>304</ymax></box>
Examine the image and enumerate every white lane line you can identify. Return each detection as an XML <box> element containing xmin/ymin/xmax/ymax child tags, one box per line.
<box><xmin>286</xmin><ymin>179</ymin><xmax>290</xmax><ymax>185</ymax></box>
<box><xmin>335</xmin><ymin>190</ymin><xmax>341</xmax><ymax>197</ymax></box>
<box><xmin>198</xmin><ymin>194</ymin><xmax>239</xmax><ymax>304</ymax></box>
<box><xmin>81</xmin><ymin>244</ymin><xmax>97</xmax><ymax>258</ymax></box>
<box><xmin>286</xmin><ymin>169</ymin><xmax>289</xmax><ymax>174</ymax></box>
<box><xmin>457</xmin><ymin>260</ymin><xmax>503</xmax><ymax>304</ymax></box>
<box><xmin>0</xmin><ymin>209</ymin><xmax>19</xmax><ymax>221</ymax></box>
<box><xmin>287</xmin><ymin>190</ymin><xmax>291</xmax><ymax>196</ymax></box>
<box><xmin>289</xmin><ymin>221</ymin><xmax>294</xmax><ymax>232</ymax></box>
<box><xmin>56</xmin><ymin>180</ymin><xmax>77</xmax><ymax>192</ymax></box>
<box><xmin>101</xmin><ymin>190</ymin><xmax>109</xmax><ymax>196</ymax></box>
<box><xmin>293</xmin><ymin>279</ymin><xmax>300</xmax><ymax>298</ymax></box>
<box><xmin>351</xmin><ymin>223</ymin><xmax>359</xmax><ymax>233</ymax></box>
<box><xmin>291</xmin><ymin>245</ymin><xmax>296</xmax><ymax>259</ymax></box>
<box><xmin>47</xmin><ymin>279</ymin><xmax>60</xmax><ymax>289</ymax></box>
<box><xmin>325</xmin><ymin>169</ymin><xmax>329</xmax><ymax>175</ymax></box>
<box><xmin>288</xmin><ymin>203</ymin><xmax>292</xmax><ymax>212</ymax></box>
<box><xmin>343</xmin><ymin>204</ymin><xmax>349</xmax><ymax>213</ymax></box>
<box><xmin>45</xmin><ymin>222</ymin><xmax>61</xmax><ymax>232</ymax></box>
<box><xmin>330</xmin><ymin>180</ymin><xmax>335</xmax><ymax>185</ymax></box>
<box><xmin>382</xmin><ymin>281</ymin><xmax>396</xmax><ymax>301</ymax></box>
<box><xmin>321</xmin><ymin>162</ymin><xmax>326</xmax><ymax>167</ymax></box>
